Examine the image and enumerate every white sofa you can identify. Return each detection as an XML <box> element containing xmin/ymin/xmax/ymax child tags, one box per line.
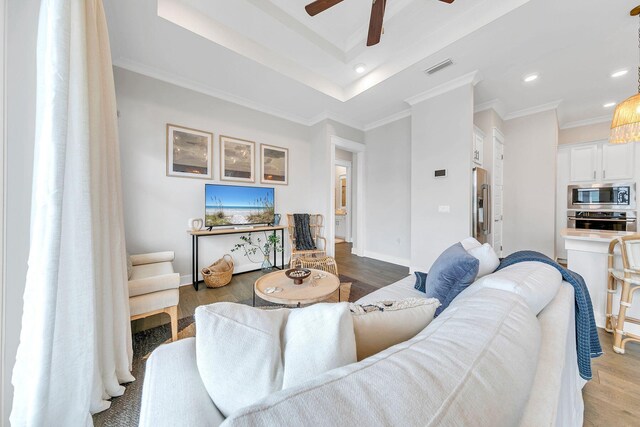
<box><xmin>140</xmin><ymin>262</ymin><xmax>585</xmax><ymax>426</ymax></box>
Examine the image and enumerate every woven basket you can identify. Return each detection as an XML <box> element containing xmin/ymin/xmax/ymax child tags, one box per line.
<box><xmin>201</xmin><ymin>254</ymin><xmax>234</xmax><ymax>288</ymax></box>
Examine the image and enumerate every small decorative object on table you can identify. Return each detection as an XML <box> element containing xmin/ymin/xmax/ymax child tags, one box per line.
<box><xmin>231</xmin><ymin>232</ymin><xmax>283</xmax><ymax>273</ymax></box>
<box><xmin>285</xmin><ymin>268</ymin><xmax>311</xmax><ymax>285</ymax></box>
<box><xmin>201</xmin><ymin>254</ymin><xmax>234</xmax><ymax>288</ymax></box>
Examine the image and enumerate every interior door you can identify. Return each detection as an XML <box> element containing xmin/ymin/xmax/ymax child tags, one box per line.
<box><xmin>493</xmin><ymin>133</ymin><xmax>504</xmax><ymax>256</ymax></box>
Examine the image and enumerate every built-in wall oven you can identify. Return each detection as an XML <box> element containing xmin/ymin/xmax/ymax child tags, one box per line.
<box><xmin>567</xmin><ymin>211</ymin><xmax>637</xmax><ymax>232</ymax></box>
<box><xmin>567</xmin><ymin>183</ymin><xmax>636</xmax><ymax>210</ymax></box>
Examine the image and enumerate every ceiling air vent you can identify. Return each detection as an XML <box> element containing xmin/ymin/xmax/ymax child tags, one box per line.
<box><xmin>424</xmin><ymin>59</ymin><xmax>454</xmax><ymax>75</ymax></box>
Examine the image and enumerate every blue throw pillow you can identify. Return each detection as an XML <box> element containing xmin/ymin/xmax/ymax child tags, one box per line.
<box><xmin>420</xmin><ymin>243</ymin><xmax>480</xmax><ymax>316</ymax></box>
<box><xmin>414</xmin><ymin>271</ymin><xmax>428</xmax><ymax>292</ymax></box>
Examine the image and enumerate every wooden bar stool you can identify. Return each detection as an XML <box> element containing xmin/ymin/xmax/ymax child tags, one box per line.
<box><xmin>610</xmin><ymin>235</ymin><xmax>640</xmax><ymax>354</ymax></box>
<box><xmin>606</xmin><ymin>238</ymin><xmax>623</xmax><ymax>333</ymax></box>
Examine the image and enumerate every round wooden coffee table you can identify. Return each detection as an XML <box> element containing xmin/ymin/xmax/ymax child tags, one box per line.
<box><xmin>254</xmin><ymin>269</ymin><xmax>340</xmax><ymax>307</ymax></box>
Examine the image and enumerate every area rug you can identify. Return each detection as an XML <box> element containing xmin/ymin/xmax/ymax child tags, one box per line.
<box><xmin>92</xmin><ymin>274</ymin><xmax>377</xmax><ymax>426</ymax></box>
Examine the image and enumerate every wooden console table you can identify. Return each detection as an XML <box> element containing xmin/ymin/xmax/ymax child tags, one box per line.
<box><xmin>188</xmin><ymin>225</ymin><xmax>287</xmax><ymax>291</ymax></box>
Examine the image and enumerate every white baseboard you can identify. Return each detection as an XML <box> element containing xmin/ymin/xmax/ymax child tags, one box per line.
<box><xmin>362</xmin><ymin>250</ymin><xmax>410</xmax><ymax>267</ymax></box>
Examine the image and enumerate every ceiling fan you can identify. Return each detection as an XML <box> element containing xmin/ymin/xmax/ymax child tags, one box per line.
<box><xmin>305</xmin><ymin>0</ymin><xmax>455</xmax><ymax>47</ymax></box>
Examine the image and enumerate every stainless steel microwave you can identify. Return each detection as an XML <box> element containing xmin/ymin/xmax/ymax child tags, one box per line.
<box><xmin>567</xmin><ymin>183</ymin><xmax>636</xmax><ymax>210</ymax></box>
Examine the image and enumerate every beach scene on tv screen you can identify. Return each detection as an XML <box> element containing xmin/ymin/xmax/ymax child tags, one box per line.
<box><xmin>206</xmin><ymin>185</ymin><xmax>274</xmax><ymax>226</ymax></box>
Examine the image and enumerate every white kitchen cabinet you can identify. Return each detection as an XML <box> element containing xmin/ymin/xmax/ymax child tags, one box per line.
<box><xmin>472</xmin><ymin>127</ymin><xmax>484</xmax><ymax>166</ymax></box>
<box><xmin>569</xmin><ymin>141</ymin><xmax>634</xmax><ymax>183</ymax></box>
<box><xmin>602</xmin><ymin>143</ymin><xmax>634</xmax><ymax>181</ymax></box>
<box><xmin>570</xmin><ymin>145</ymin><xmax>598</xmax><ymax>182</ymax></box>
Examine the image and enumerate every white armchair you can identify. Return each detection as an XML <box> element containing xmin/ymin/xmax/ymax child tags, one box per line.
<box><xmin>128</xmin><ymin>251</ymin><xmax>181</xmax><ymax>341</ymax></box>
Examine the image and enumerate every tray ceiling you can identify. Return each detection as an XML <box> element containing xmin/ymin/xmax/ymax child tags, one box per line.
<box><xmin>157</xmin><ymin>0</ymin><xmax>531</xmax><ymax>101</ymax></box>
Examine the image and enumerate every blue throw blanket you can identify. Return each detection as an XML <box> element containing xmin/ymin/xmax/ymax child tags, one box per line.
<box><xmin>496</xmin><ymin>251</ymin><xmax>602</xmax><ymax>380</ymax></box>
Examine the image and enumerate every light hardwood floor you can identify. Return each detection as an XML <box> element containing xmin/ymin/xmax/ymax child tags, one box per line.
<box><xmin>131</xmin><ymin>243</ymin><xmax>640</xmax><ymax>425</ymax></box>
<box><xmin>583</xmin><ymin>329</ymin><xmax>640</xmax><ymax>426</ymax></box>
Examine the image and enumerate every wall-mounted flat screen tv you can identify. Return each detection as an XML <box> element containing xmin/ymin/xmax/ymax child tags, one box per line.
<box><xmin>205</xmin><ymin>184</ymin><xmax>275</xmax><ymax>227</ymax></box>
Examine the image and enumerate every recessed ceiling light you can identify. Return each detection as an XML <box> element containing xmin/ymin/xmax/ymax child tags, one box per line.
<box><xmin>611</xmin><ymin>69</ymin><xmax>629</xmax><ymax>78</ymax></box>
<box><xmin>354</xmin><ymin>64</ymin><xmax>366</xmax><ymax>74</ymax></box>
<box><xmin>523</xmin><ymin>73</ymin><xmax>539</xmax><ymax>83</ymax></box>
<box><xmin>604</xmin><ymin>102</ymin><xmax>616</xmax><ymax>108</ymax></box>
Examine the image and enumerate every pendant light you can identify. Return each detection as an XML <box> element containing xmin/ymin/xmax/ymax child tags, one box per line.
<box><xmin>610</xmin><ymin>6</ymin><xmax>640</xmax><ymax>144</ymax></box>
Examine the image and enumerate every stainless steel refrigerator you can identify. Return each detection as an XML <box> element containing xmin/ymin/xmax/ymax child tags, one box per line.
<box><xmin>472</xmin><ymin>167</ymin><xmax>491</xmax><ymax>244</ymax></box>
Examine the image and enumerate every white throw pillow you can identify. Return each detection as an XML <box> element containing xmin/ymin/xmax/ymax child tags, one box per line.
<box><xmin>460</xmin><ymin>237</ymin><xmax>482</xmax><ymax>251</ymax></box>
<box><xmin>473</xmin><ymin>261</ymin><xmax>562</xmax><ymax>315</ymax></box>
<box><xmin>467</xmin><ymin>243</ymin><xmax>500</xmax><ymax>278</ymax></box>
<box><xmin>349</xmin><ymin>298</ymin><xmax>440</xmax><ymax>361</ymax></box>
<box><xmin>195</xmin><ymin>302</ymin><xmax>356</xmax><ymax>417</ymax></box>
<box><xmin>283</xmin><ymin>303</ymin><xmax>356</xmax><ymax>389</ymax></box>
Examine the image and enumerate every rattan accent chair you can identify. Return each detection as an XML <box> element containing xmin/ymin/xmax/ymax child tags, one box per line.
<box><xmin>287</xmin><ymin>214</ymin><xmax>326</xmax><ymax>260</ymax></box>
<box><xmin>607</xmin><ymin>235</ymin><xmax>640</xmax><ymax>353</ymax></box>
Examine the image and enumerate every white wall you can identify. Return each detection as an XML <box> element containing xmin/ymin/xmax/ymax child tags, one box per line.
<box><xmin>3</xmin><ymin>0</ymin><xmax>39</xmax><ymax>422</ymax></box>
<box><xmin>115</xmin><ymin>67</ymin><xmax>323</xmax><ymax>280</ymax></box>
<box><xmin>364</xmin><ymin>116</ymin><xmax>411</xmax><ymax>265</ymax></box>
<box><xmin>503</xmin><ymin>110</ymin><xmax>559</xmax><ymax>257</ymax></box>
<box><xmin>559</xmin><ymin>121</ymin><xmax>609</xmax><ymax>145</ymax></box>
<box><xmin>411</xmin><ymin>84</ymin><xmax>475</xmax><ymax>271</ymax></box>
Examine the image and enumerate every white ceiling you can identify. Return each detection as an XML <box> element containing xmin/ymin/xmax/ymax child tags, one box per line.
<box><xmin>104</xmin><ymin>0</ymin><xmax>640</xmax><ymax>130</ymax></box>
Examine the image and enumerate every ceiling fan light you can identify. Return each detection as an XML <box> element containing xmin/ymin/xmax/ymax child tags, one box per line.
<box><xmin>610</xmin><ymin>93</ymin><xmax>640</xmax><ymax>144</ymax></box>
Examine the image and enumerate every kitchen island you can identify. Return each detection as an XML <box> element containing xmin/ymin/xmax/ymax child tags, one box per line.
<box><xmin>561</xmin><ymin>228</ymin><xmax>640</xmax><ymax>336</ymax></box>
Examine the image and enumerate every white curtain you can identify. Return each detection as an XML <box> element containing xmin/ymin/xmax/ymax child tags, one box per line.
<box><xmin>10</xmin><ymin>0</ymin><xmax>134</xmax><ymax>425</ymax></box>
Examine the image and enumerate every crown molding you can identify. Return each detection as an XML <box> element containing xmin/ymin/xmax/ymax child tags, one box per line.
<box><xmin>404</xmin><ymin>70</ymin><xmax>482</xmax><ymax>106</ymax></box>
<box><xmin>502</xmin><ymin>99</ymin><xmax>562</xmax><ymax>121</ymax></box>
<box><xmin>474</xmin><ymin>98</ymin><xmax>506</xmax><ymax>120</ymax></box>
<box><xmin>113</xmin><ymin>58</ymin><xmax>319</xmax><ymax>126</ymax></box>
<box><xmin>560</xmin><ymin>114</ymin><xmax>612</xmax><ymax>130</ymax></box>
<box><xmin>308</xmin><ymin>112</ymin><xmax>365</xmax><ymax>132</ymax></box>
<box><xmin>115</xmin><ymin>58</ymin><xmax>371</xmax><ymax>132</ymax></box>
<box><xmin>363</xmin><ymin>109</ymin><xmax>411</xmax><ymax>131</ymax></box>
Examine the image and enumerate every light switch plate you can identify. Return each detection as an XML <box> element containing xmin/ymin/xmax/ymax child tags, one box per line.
<box><xmin>438</xmin><ymin>205</ymin><xmax>450</xmax><ymax>213</ymax></box>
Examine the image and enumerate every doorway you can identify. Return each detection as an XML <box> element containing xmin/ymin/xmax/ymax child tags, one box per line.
<box><xmin>329</xmin><ymin>136</ymin><xmax>365</xmax><ymax>258</ymax></box>
<box><xmin>334</xmin><ymin>160</ymin><xmax>352</xmax><ymax>247</ymax></box>
<box><xmin>493</xmin><ymin>128</ymin><xmax>505</xmax><ymax>256</ymax></box>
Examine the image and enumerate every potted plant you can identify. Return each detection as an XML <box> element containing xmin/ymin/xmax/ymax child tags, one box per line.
<box><xmin>231</xmin><ymin>232</ymin><xmax>283</xmax><ymax>272</ymax></box>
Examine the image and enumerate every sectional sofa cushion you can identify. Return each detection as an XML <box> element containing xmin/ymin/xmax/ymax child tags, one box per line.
<box><xmin>195</xmin><ymin>302</ymin><xmax>356</xmax><ymax>417</ymax></box>
<box><xmin>357</xmin><ymin>274</ymin><xmax>426</xmax><ymax>304</ymax></box>
<box><xmin>222</xmin><ymin>288</ymin><xmax>541</xmax><ymax>427</ymax></box>
<box><xmin>467</xmin><ymin>243</ymin><xmax>500</xmax><ymax>278</ymax></box>
<box><xmin>415</xmin><ymin>242</ymin><xmax>479</xmax><ymax>316</ymax></box>
<box><xmin>349</xmin><ymin>297</ymin><xmax>440</xmax><ymax>360</ymax></box>
<box><xmin>473</xmin><ymin>261</ymin><xmax>562</xmax><ymax>315</ymax></box>
<box><xmin>140</xmin><ymin>338</ymin><xmax>225</xmax><ymax>427</ymax></box>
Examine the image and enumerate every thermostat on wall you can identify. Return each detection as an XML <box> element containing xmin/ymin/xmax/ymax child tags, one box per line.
<box><xmin>434</xmin><ymin>169</ymin><xmax>447</xmax><ymax>178</ymax></box>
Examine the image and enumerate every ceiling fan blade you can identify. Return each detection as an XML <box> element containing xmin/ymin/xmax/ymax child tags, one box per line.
<box><xmin>367</xmin><ymin>0</ymin><xmax>386</xmax><ymax>46</ymax></box>
<box><xmin>305</xmin><ymin>0</ymin><xmax>345</xmax><ymax>16</ymax></box>
<box><xmin>439</xmin><ymin>0</ymin><xmax>455</xmax><ymax>3</ymax></box>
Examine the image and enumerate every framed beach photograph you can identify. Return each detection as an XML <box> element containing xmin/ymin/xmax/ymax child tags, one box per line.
<box><xmin>166</xmin><ymin>124</ymin><xmax>213</xmax><ymax>179</ymax></box>
<box><xmin>261</xmin><ymin>144</ymin><xmax>288</xmax><ymax>185</ymax></box>
<box><xmin>220</xmin><ymin>135</ymin><xmax>255</xmax><ymax>182</ymax></box>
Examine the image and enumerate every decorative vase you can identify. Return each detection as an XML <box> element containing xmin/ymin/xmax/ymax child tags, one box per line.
<box><xmin>188</xmin><ymin>218</ymin><xmax>204</xmax><ymax>231</ymax></box>
<box><xmin>261</xmin><ymin>255</ymin><xmax>273</xmax><ymax>273</ymax></box>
